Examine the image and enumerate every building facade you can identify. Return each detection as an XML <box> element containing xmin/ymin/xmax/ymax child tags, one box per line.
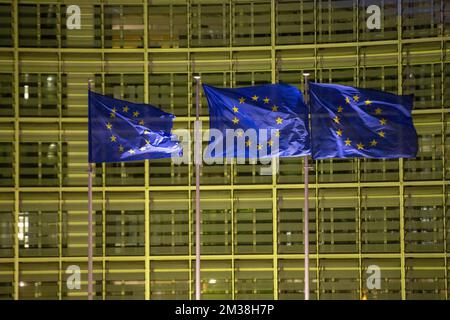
<box><xmin>0</xmin><ymin>0</ymin><xmax>449</xmax><ymax>299</ymax></box>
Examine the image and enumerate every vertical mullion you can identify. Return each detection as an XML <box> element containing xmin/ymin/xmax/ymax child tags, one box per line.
<box><xmin>57</xmin><ymin>1</ymin><xmax>63</xmax><ymax>298</ymax></box>
<box><xmin>144</xmin><ymin>0</ymin><xmax>150</xmax><ymax>301</ymax></box>
<box><xmin>397</xmin><ymin>0</ymin><xmax>407</xmax><ymax>301</ymax></box>
<box><xmin>270</xmin><ymin>0</ymin><xmax>278</xmax><ymax>301</ymax></box>
<box><xmin>101</xmin><ymin>2</ymin><xmax>106</xmax><ymax>301</ymax></box>
<box><xmin>229</xmin><ymin>21</ymin><xmax>235</xmax><ymax>299</ymax></box>
<box><xmin>313</xmin><ymin>0</ymin><xmax>320</xmax><ymax>301</ymax></box>
<box><xmin>356</xmin><ymin>1</ymin><xmax>362</xmax><ymax>298</ymax></box>
<box><xmin>187</xmin><ymin>0</ymin><xmax>193</xmax><ymax>300</ymax></box>
<box><xmin>440</xmin><ymin>3</ymin><xmax>448</xmax><ymax>299</ymax></box>
<box><xmin>13</xmin><ymin>0</ymin><xmax>20</xmax><ymax>301</ymax></box>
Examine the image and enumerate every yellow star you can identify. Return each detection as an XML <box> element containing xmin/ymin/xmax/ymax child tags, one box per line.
<box><xmin>236</xmin><ymin>130</ymin><xmax>244</xmax><ymax>137</ymax></box>
<box><xmin>333</xmin><ymin>116</ymin><xmax>340</xmax><ymax>124</ymax></box>
<box><xmin>245</xmin><ymin>140</ymin><xmax>252</xmax><ymax>147</ymax></box>
<box><xmin>232</xmin><ymin>117</ymin><xmax>239</xmax><ymax>125</ymax></box>
<box><xmin>336</xmin><ymin>129</ymin><xmax>343</xmax><ymax>137</ymax></box>
<box><xmin>375</xmin><ymin>108</ymin><xmax>382</xmax><ymax>115</ymax></box>
<box><xmin>276</xmin><ymin>117</ymin><xmax>283</xmax><ymax>125</ymax></box>
<box><xmin>110</xmin><ymin>112</ymin><xmax>116</xmax><ymax>118</ymax></box>
<box><xmin>118</xmin><ymin>145</ymin><xmax>124</xmax><ymax>153</ymax></box>
<box><xmin>122</xmin><ymin>106</ymin><xmax>129</xmax><ymax>113</ymax></box>
<box><xmin>232</xmin><ymin>106</ymin><xmax>239</xmax><ymax>113</ymax></box>
<box><xmin>365</xmin><ymin>99</ymin><xmax>372</xmax><ymax>105</ymax></box>
<box><xmin>353</xmin><ymin>95</ymin><xmax>360</xmax><ymax>102</ymax></box>
<box><xmin>267</xmin><ymin>139</ymin><xmax>273</xmax><ymax>147</ymax></box>
<box><xmin>275</xmin><ymin>130</ymin><xmax>280</xmax><ymax>137</ymax></box>
<box><xmin>272</xmin><ymin>105</ymin><xmax>278</xmax><ymax>112</ymax></box>
<box><xmin>252</xmin><ymin>95</ymin><xmax>259</xmax><ymax>101</ymax></box>
<box><xmin>133</xmin><ymin>111</ymin><xmax>140</xmax><ymax>117</ymax></box>
<box><xmin>263</xmin><ymin>97</ymin><xmax>270</xmax><ymax>104</ymax></box>
<box><xmin>378</xmin><ymin>131</ymin><xmax>385</xmax><ymax>138</ymax></box>
<box><xmin>380</xmin><ymin>118</ymin><xmax>387</xmax><ymax>125</ymax></box>
<box><xmin>139</xmin><ymin>120</ymin><xmax>145</xmax><ymax>125</ymax></box>
<box><xmin>140</xmin><ymin>146</ymin><xmax>146</xmax><ymax>152</ymax></box>
<box><xmin>239</xmin><ymin>97</ymin><xmax>246</xmax><ymax>104</ymax></box>
<box><xmin>357</xmin><ymin>143</ymin><xmax>364</xmax><ymax>150</ymax></box>
<box><xmin>370</xmin><ymin>139</ymin><xmax>378</xmax><ymax>147</ymax></box>
<box><xmin>112</xmin><ymin>107</ymin><xmax>117</xmax><ymax>113</ymax></box>
<box><xmin>345</xmin><ymin>97</ymin><xmax>351</xmax><ymax>104</ymax></box>
<box><xmin>345</xmin><ymin>138</ymin><xmax>351</xmax><ymax>146</ymax></box>
<box><xmin>337</xmin><ymin>106</ymin><xmax>343</xmax><ymax>113</ymax></box>
<box><xmin>257</xmin><ymin>144</ymin><xmax>263</xmax><ymax>150</ymax></box>
<box><xmin>128</xmin><ymin>149</ymin><xmax>135</xmax><ymax>154</ymax></box>
<box><xmin>144</xmin><ymin>130</ymin><xmax>149</xmax><ymax>135</ymax></box>
<box><xmin>110</xmin><ymin>135</ymin><xmax>117</xmax><ymax>142</ymax></box>
<box><xmin>145</xmin><ymin>139</ymin><xmax>150</xmax><ymax>145</ymax></box>
<box><xmin>106</xmin><ymin>122</ymin><xmax>112</xmax><ymax>130</ymax></box>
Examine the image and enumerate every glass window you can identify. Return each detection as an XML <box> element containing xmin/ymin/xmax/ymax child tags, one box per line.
<box><xmin>235</xmin><ymin>260</ymin><xmax>273</xmax><ymax>299</ymax></box>
<box><xmin>0</xmin><ymin>73</ymin><xmax>13</xmax><ymax>117</ymax></box>
<box><xmin>276</xmin><ymin>0</ymin><xmax>315</xmax><ymax>45</ymax></box>
<box><xmin>19</xmin><ymin>4</ymin><xmax>58</xmax><ymax>48</ymax></box>
<box><xmin>278</xmin><ymin>259</ymin><xmax>318</xmax><ymax>300</ymax></box>
<box><xmin>318</xmin><ymin>188</ymin><xmax>359</xmax><ymax>253</ymax></box>
<box><xmin>361</xmin><ymin>187</ymin><xmax>400</xmax><ymax>253</ymax></box>
<box><xmin>150</xmin><ymin>260</ymin><xmax>190</xmax><ymax>299</ymax></box>
<box><xmin>104</xmin><ymin>5</ymin><xmax>144</xmax><ymax>48</ymax></box>
<box><xmin>319</xmin><ymin>259</ymin><xmax>359</xmax><ymax>299</ymax></box>
<box><xmin>150</xmin><ymin>191</ymin><xmax>189</xmax><ymax>255</ymax></box>
<box><xmin>234</xmin><ymin>190</ymin><xmax>273</xmax><ymax>254</ymax></box>
<box><xmin>105</xmin><ymin>192</ymin><xmax>145</xmax><ymax>256</ymax></box>
<box><xmin>192</xmin><ymin>191</ymin><xmax>232</xmax><ymax>255</ymax></box>
<box><xmin>0</xmin><ymin>193</ymin><xmax>14</xmax><ymax>258</ymax></box>
<box><xmin>148</xmin><ymin>3</ymin><xmax>188</xmax><ymax>48</ymax></box>
<box><xmin>0</xmin><ymin>4</ymin><xmax>12</xmax><ymax>47</ymax></box>
<box><xmin>190</xmin><ymin>2</ymin><xmax>230</xmax><ymax>47</ymax></box>
<box><xmin>278</xmin><ymin>189</ymin><xmax>317</xmax><ymax>254</ymax></box>
<box><xmin>402</xmin><ymin>0</ymin><xmax>441</xmax><ymax>39</ymax></box>
<box><xmin>19</xmin><ymin>262</ymin><xmax>59</xmax><ymax>299</ymax></box>
<box><xmin>404</xmin><ymin>186</ymin><xmax>445</xmax><ymax>252</ymax></box>
<box><xmin>405</xmin><ymin>258</ymin><xmax>446</xmax><ymax>299</ymax></box>
<box><xmin>233</xmin><ymin>0</ymin><xmax>271</xmax><ymax>46</ymax></box>
<box><xmin>61</xmin><ymin>5</ymin><xmax>102</xmax><ymax>48</ymax></box>
<box><xmin>105</xmin><ymin>261</ymin><xmax>145</xmax><ymax>299</ymax></box>
<box><xmin>317</xmin><ymin>0</ymin><xmax>356</xmax><ymax>44</ymax></box>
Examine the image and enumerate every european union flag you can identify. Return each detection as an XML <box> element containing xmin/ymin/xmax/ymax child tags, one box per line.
<box><xmin>309</xmin><ymin>82</ymin><xmax>418</xmax><ymax>160</ymax></box>
<box><xmin>203</xmin><ymin>83</ymin><xmax>310</xmax><ymax>159</ymax></box>
<box><xmin>88</xmin><ymin>91</ymin><xmax>182</xmax><ymax>163</ymax></box>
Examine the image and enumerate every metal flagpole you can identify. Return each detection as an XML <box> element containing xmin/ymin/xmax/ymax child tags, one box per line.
<box><xmin>302</xmin><ymin>73</ymin><xmax>310</xmax><ymax>300</ymax></box>
<box><xmin>193</xmin><ymin>75</ymin><xmax>202</xmax><ymax>300</ymax></box>
<box><xmin>87</xmin><ymin>79</ymin><xmax>94</xmax><ymax>300</ymax></box>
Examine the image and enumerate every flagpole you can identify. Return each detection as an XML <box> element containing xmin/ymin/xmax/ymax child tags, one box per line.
<box><xmin>302</xmin><ymin>73</ymin><xmax>310</xmax><ymax>301</ymax></box>
<box><xmin>87</xmin><ymin>79</ymin><xmax>94</xmax><ymax>300</ymax></box>
<box><xmin>193</xmin><ymin>75</ymin><xmax>202</xmax><ymax>300</ymax></box>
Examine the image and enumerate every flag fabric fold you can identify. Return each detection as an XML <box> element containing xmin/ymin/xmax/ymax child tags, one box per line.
<box><xmin>308</xmin><ymin>82</ymin><xmax>418</xmax><ymax>160</ymax></box>
<box><xmin>203</xmin><ymin>83</ymin><xmax>311</xmax><ymax>159</ymax></box>
<box><xmin>88</xmin><ymin>91</ymin><xmax>182</xmax><ymax>163</ymax></box>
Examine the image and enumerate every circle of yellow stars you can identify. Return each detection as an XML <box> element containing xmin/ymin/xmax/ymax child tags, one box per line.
<box><xmin>231</xmin><ymin>94</ymin><xmax>283</xmax><ymax>151</ymax></box>
<box><xmin>335</xmin><ymin>94</ymin><xmax>387</xmax><ymax>151</ymax></box>
<box><xmin>106</xmin><ymin>104</ymin><xmax>151</xmax><ymax>155</ymax></box>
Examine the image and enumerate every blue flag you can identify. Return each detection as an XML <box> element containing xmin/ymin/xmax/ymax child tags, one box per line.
<box><xmin>88</xmin><ymin>91</ymin><xmax>182</xmax><ymax>163</ymax></box>
<box><xmin>309</xmin><ymin>82</ymin><xmax>418</xmax><ymax>160</ymax></box>
<box><xmin>203</xmin><ymin>83</ymin><xmax>310</xmax><ymax>159</ymax></box>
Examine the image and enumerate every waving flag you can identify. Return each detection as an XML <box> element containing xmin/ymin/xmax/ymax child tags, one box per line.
<box><xmin>308</xmin><ymin>82</ymin><xmax>418</xmax><ymax>160</ymax></box>
<box><xmin>88</xmin><ymin>91</ymin><xmax>182</xmax><ymax>163</ymax></box>
<box><xmin>203</xmin><ymin>83</ymin><xmax>310</xmax><ymax>159</ymax></box>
